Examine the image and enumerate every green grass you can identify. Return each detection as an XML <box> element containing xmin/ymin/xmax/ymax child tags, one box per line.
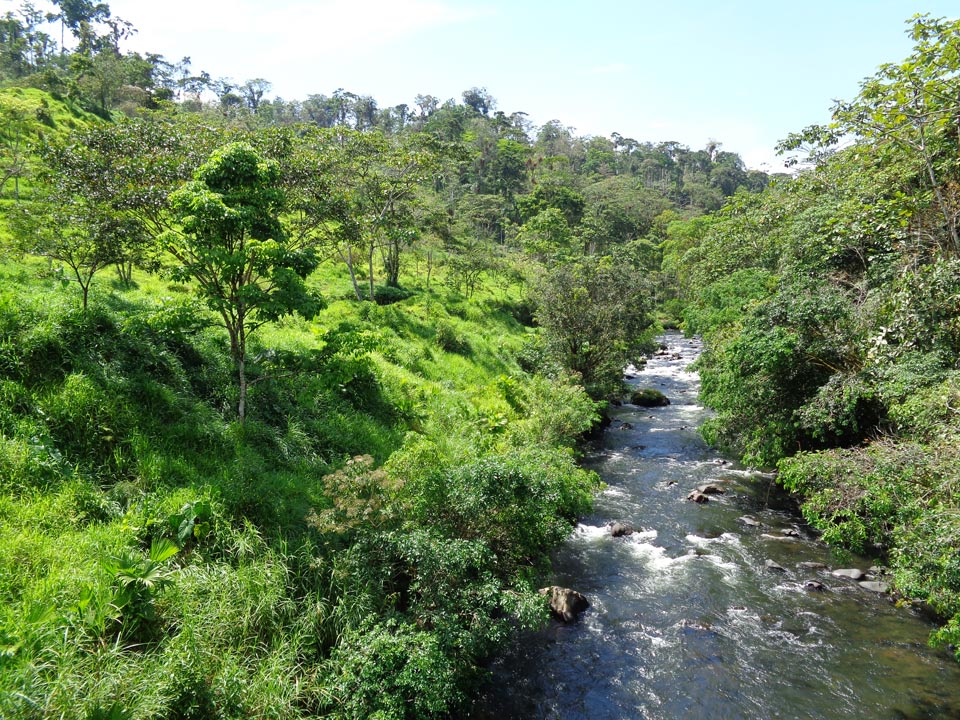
<box><xmin>0</xmin><ymin>250</ymin><xmax>600</xmax><ymax>719</ymax></box>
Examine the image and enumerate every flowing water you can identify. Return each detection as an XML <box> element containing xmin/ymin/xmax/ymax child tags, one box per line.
<box><xmin>472</xmin><ymin>333</ymin><xmax>960</xmax><ymax>719</ymax></box>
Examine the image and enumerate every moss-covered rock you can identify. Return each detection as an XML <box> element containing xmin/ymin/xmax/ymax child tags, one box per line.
<box><xmin>629</xmin><ymin>388</ymin><xmax>670</xmax><ymax>407</ymax></box>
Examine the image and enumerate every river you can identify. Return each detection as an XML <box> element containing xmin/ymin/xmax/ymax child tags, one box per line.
<box><xmin>471</xmin><ymin>333</ymin><xmax>960</xmax><ymax>719</ymax></box>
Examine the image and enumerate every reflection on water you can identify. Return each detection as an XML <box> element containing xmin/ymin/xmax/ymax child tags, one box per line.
<box><xmin>472</xmin><ymin>334</ymin><xmax>960</xmax><ymax>720</ymax></box>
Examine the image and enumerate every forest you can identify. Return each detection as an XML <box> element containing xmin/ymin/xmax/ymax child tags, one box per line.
<box><xmin>1</xmin><ymin>2</ymin><xmax>959</xmax><ymax>718</ymax></box>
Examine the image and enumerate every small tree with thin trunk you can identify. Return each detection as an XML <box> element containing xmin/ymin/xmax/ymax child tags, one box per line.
<box><xmin>7</xmin><ymin>194</ymin><xmax>123</xmax><ymax>310</ymax></box>
<box><xmin>161</xmin><ymin>141</ymin><xmax>322</xmax><ymax>421</ymax></box>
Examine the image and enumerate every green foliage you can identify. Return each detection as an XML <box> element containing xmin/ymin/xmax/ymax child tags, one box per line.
<box><xmin>433</xmin><ymin>321</ymin><xmax>471</xmax><ymax>355</ymax></box>
<box><xmin>533</xmin><ymin>256</ymin><xmax>655</xmax><ymax>399</ymax></box>
<box><xmin>162</xmin><ymin>141</ymin><xmax>323</xmax><ymax>419</ymax></box>
<box><xmin>676</xmin><ymin>15</ymin><xmax>960</xmax><ymax>662</ymax></box>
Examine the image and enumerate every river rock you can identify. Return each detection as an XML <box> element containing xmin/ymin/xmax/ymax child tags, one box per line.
<box><xmin>798</xmin><ymin>562</ymin><xmax>828</xmax><ymax>570</ymax></box>
<box><xmin>738</xmin><ymin>516</ymin><xmax>762</xmax><ymax>527</ymax></box>
<box><xmin>696</xmin><ymin>483</ymin><xmax>725</xmax><ymax>495</ymax></box>
<box><xmin>781</xmin><ymin>528</ymin><xmax>801</xmax><ymax>537</ymax></box>
<box><xmin>805</xmin><ymin>581</ymin><xmax>826</xmax><ymax>591</ymax></box>
<box><xmin>764</xmin><ymin>559</ymin><xmax>787</xmax><ymax>573</ymax></box>
<box><xmin>620</xmin><ymin>422</ymin><xmax>634</xmax><ymax>430</ymax></box>
<box><xmin>858</xmin><ymin>581</ymin><xmax>891</xmax><ymax>594</ymax></box>
<box><xmin>832</xmin><ymin>568</ymin><xmax>867</xmax><ymax>581</ymax></box>
<box><xmin>687</xmin><ymin>490</ymin><xmax>710</xmax><ymax>503</ymax></box>
<box><xmin>539</xmin><ymin>586</ymin><xmax>590</xmax><ymax>623</ymax></box>
<box><xmin>609</xmin><ymin>522</ymin><xmax>634</xmax><ymax>537</ymax></box>
<box><xmin>630</xmin><ymin>388</ymin><xmax>671</xmax><ymax>407</ymax></box>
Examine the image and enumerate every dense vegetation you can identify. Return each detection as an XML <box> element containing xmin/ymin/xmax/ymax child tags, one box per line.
<box><xmin>0</xmin><ymin>3</ymin><xmax>780</xmax><ymax>717</ymax></box>
<box><xmin>13</xmin><ymin>2</ymin><xmax>960</xmax><ymax>715</ymax></box>
<box><xmin>666</xmin><ymin>14</ymin><xmax>960</xmax><ymax>659</ymax></box>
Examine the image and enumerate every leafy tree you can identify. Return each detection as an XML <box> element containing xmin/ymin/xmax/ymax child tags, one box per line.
<box><xmin>7</xmin><ymin>192</ymin><xmax>124</xmax><ymax>309</ymax></box>
<box><xmin>44</xmin><ymin>116</ymin><xmax>221</xmax><ymax>282</ymax></box>
<box><xmin>161</xmin><ymin>141</ymin><xmax>322</xmax><ymax>420</ymax></box>
<box><xmin>287</xmin><ymin>128</ymin><xmax>446</xmax><ymax>300</ymax></box>
<box><xmin>0</xmin><ymin>93</ymin><xmax>32</xmax><ymax>199</ymax></box>
<box><xmin>779</xmin><ymin>14</ymin><xmax>960</xmax><ymax>251</ymax></box>
<box><xmin>533</xmin><ymin>257</ymin><xmax>654</xmax><ymax>398</ymax></box>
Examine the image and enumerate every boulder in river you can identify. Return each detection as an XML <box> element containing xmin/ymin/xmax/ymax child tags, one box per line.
<box><xmin>805</xmin><ymin>581</ymin><xmax>827</xmax><ymax>591</ymax></box>
<box><xmin>687</xmin><ymin>490</ymin><xmax>710</xmax><ymax>503</ymax></box>
<box><xmin>696</xmin><ymin>483</ymin><xmax>725</xmax><ymax>495</ymax></box>
<box><xmin>629</xmin><ymin>388</ymin><xmax>671</xmax><ymax>407</ymax></box>
<box><xmin>738</xmin><ymin>516</ymin><xmax>762</xmax><ymax>527</ymax></box>
<box><xmin>798</xmin><ymin>562</ymin><xmax>828</xmax><ymax>570</ymax></box>
<box><xmin>858</xmin><ymin>581</ymin><xmax>891</xmax><ymax>594</ymax></box>
<box><xmin>539</xmin><ymin>586</ymin><xmax>590</xmax><ymax>623</ymax></box>
<box><xmin>609</xmin><ymin>522</ymin><xmax>634</xmax><ymax>537</ymax></box>
<box><xmin>764</xmin><ymin>559</ymin><xmax>787</xmax><ymax>573</ymax></box>
<box><xmin>832</xmin><ymin>568</ymin><xmax>867</xmax><ymax>581</ymax></box>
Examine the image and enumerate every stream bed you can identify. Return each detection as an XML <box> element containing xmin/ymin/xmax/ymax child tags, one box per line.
<box><xmin>471</xmin><ymin>333</ymin><xmax>960</xmax><ymax>719</ymax></box>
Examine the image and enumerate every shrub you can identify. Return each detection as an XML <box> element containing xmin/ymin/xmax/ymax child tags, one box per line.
<box><xmin>434</xmin><ymin>322</ymin><xmax>471</xmax><ymax>355</ymax></box>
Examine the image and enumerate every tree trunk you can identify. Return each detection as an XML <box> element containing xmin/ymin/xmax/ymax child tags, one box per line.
<box><xmin>367</xmin><ymin>240</ymin><xmax>376</xmax><ymax>301</ymax></box>
<box><xmin>385</xmin><ymin>237</ymin><xmax>401</xmax><ymax>287</ymax></box>
<box><xmin>229</xmin><ymin>315</ymin><xmax>248</xmax><ymax>422</ymax></box>
<box><xmin>339</xmin><ymin>244</ymin><xmax>363</xmax><ymax>301</ymax></box>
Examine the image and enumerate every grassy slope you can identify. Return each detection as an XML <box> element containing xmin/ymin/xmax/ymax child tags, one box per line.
<box><xmin>0</xmin><ymin>86</ymin><xmax>102</xmax><ymax>202</ymax></box>
<box><xmin>0</xmin><ymin>251</ymin><xmax>600</xmax><ymax>718</ymax></box>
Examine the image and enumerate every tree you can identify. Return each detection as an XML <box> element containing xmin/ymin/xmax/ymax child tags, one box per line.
<box><xmin>779</xmin><ymin>14</ymin><xmax>960</xmax><ymax>251</ymax></box>
<box><xmin>533</xmin><ymin>257</ymin><xmax>654</xmax><ymax>399</ymax></box>
<box><xmin>7</xmin><ymin>192</ymin><xmax>123</xmax><ymax>310</ymax></box>
<box><xmin>286</xmin><ymin>128</ymin><xmax>446</xmax><ymax>300</ymax></box>
<box><xmin>0</xmin><ymin>94</ymin><xmax>32</xmax><ymax>199</ymax></box>
<box><xmin>240</xmin><ymin>77</ymin><xmax>271</xmax><ymax>112</ymax></box>
<box><xmin>43</xmin><ymin>116</ymin><xmax>221</xmax><ymax>282</ymax></box>
<box><xmin>161</xmin><ymin>142</ymin><xmax>322</xmax><ymax>420</ymax></box>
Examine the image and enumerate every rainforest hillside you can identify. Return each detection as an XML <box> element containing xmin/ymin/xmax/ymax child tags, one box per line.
<box><xmin>0</xmin><ymin>3</ymin><xmax>774</xmax><ymax>718</ymax></box>
<box><xmin>4</xmin><ymin>2</ymin><xmax>960</xmax><ymax>718</ymax></box>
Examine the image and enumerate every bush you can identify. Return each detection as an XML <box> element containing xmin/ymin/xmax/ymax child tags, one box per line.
<box><xmin>373</xmin><ymin>285</ymin><xmax>413</xmax><ymax>306</ymax></box>
<box><xmin>434</xmin><ymin>322</ymin><xmax>471</xmax><ymax>355</ymax></box>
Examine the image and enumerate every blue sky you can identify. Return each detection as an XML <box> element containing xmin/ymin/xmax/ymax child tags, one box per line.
<box><xmin>29</xmin><ymin>0</ymin><xmax>960</xmax><ymax>169</ymax></box>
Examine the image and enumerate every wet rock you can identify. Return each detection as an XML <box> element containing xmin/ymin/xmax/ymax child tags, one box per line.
<box><xmin>697</xmin><ymin>483</ymin><xmax>725</xmax><ymax>495</ymax></box>
<box><xmin>539</xmin><ymin>586</ymin><xmax>590</xmax><ymax>623</ymax></box>
<box><xmin>798</xmin><ymin>562</ymin><xmax>828</xmax><ymax>570</ymax></box>
<box><xmin>805</xmin><ymin>581</ymin><xmax>826</xmax><ymax>591</ymax></box>
<box><xmin>624</xmin><ymin>373</ymin><xmax>636</xmax><ymax>380</ymax></box>
<box><xmin>859</xmin><ymin>581</ymin><xmax>891</xmax><ymax>594</ymax></box>
<box><xmin>781</xmin><ymin>528</ymin><xmax>801</xmax><ymax>537</ymax></box>
<box><xmin>620</xmin><ymin>422</ymin><xmax>634</xmax><ymax>430</ymax></box>
<box><xmin>738</xmin><ymin>516</ymin><xmax>762</xmax><ymax>527</ymax></box>
<box><xmin>687</xmin><ymin>490</ymin><xmax>710</xmax><ymax>503</ymax></box>
<box><xmin>609</xmin><ymin>522</ymin><xmax>634</xmax><ymax>537</ymax></box>
<box><xmin>764</xmin><ymin>559</ymin><xmax>787</xmax><ymax>573</ymax></box>
<box><xmin>832</xmin><ymin>568</ymin><xmax>867</xmax><ymax>581</ymax></box>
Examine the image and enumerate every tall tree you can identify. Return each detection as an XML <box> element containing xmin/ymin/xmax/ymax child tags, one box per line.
<box><xmin>161</xmin><ymin>142</ymin><xmax>322</xmax><ymax>420</ymax></box>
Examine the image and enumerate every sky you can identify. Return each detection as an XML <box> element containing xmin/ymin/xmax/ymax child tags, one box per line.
<box><xmin>16</xmin><ymin>0</ymin><xmax>960</xmax><ymax>170</ymax></box>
